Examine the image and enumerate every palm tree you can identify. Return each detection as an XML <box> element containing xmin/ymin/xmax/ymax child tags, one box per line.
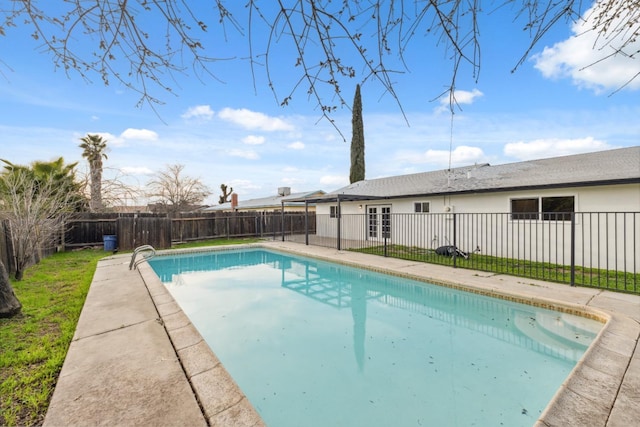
<box><xmin>79</xmin><ymin>134</ymin><xmax>108</xmax><ymax>212</ymax></box>
<box><xmin>0</xmin><ymin>157</ymin><xmax>86</xmax><ymax>211</ymax></box>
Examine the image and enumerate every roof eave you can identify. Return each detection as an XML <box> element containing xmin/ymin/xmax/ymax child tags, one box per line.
<box><xmin>304</xmin><ymin>177</ymin><xmax>640</xmax><ymax>203</ymax></box>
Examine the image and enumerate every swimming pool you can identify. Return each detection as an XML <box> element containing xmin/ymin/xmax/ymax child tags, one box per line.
<box><xmin>149</xmin><ymin>248</ymin><xmax>603</xmax><ymax>427</ymax></box>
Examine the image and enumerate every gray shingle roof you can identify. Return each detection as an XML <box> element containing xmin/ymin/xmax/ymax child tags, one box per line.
<box><xmin>203</xmin><ymin>190</ymin><xmax>325</xmax><ymax>211</ymax></box>
<box><xmin>317</xmin><ymin>146</ymin><xmax>640</xmax><ymax>201</ymax></box>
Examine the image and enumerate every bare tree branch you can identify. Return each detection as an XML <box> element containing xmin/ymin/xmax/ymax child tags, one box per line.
<box><xmin>1</xmin><ymin>1</ymin><xmax>636</xmax><ymax>121</ymax></box>
<box><xmin>0</xmin><ymin>169</ymin><xmax>76</xmax><ymax>280</ymax></box>
<box><xmin>146</xmin><ymin>164</ymin><xmax>212</xmax><ymax>214</ymax></box>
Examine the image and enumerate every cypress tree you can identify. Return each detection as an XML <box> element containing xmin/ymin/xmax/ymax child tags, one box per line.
<box><xmin>349</xmin><ymin>84</ymin><xmax>365</xmax><ymax>184</ymax></box>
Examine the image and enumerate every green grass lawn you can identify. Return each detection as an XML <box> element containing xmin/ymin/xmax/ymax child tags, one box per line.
<box><xmin>353</xmin><ymin>244</ymin><xmax>640</xmax><ymax>294</ymax></box>
<box><xmin>0</xmin><ymin>249</ymin><xmax>103</xmax><ymax>426</ymax></box>
<box><xmin>0</xmin><ymin>238</ymin><xmax>262</xmax><ymax>426</ymax></box>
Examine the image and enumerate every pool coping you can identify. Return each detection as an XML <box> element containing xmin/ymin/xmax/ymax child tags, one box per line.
<box><xmin>141</xmin><ymin>241</ymin><xmax>640</xmax><ymax>426</ymax></box>
<box><xmin>47</xmin><ymin>241</ymin><xmax>640</xmax><ymax>426</ymax></box>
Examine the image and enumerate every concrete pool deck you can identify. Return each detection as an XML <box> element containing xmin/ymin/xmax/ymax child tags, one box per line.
<box><xmin>43</xmin><ymin>241</ymin><xmax>639</xmax><ymax>426</ymax></box>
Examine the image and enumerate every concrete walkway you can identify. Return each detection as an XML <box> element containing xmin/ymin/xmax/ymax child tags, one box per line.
<box><xmin>43</xmin><ymin>241</ymin><xmax>639</xmax><ymax>426</ymax></box>
<box><xmin>42</xmin><ymin>255</ymin><xmax>209</xmax><ymax>426</ymax></box>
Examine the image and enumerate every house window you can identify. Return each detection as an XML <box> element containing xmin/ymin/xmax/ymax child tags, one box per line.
<box><xmin>511</xmin><ymin>196</ymin><xmax>575</xmax><ymax>221</ymax></box>
<box><xmin>542</xmin><ymin>196</ymin><xmax>574</xmax><ymax>221</ymax></box>
<box><xmin>414</xmin><ymin>202</ymin><xmax>430</xmax><ymax>213</ymax></box>
<box><xmin>511</xmin><ymin>198</ymin><xmax>539</xmax><ymax>220</ymax></box>
<box><xmin>330</xmin><ymin>205</ymin><xmax>340</xmax><ymax>218</ymax></box>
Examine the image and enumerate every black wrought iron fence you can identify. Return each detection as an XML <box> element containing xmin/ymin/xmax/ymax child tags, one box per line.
<box><xmin>284</xmin><ymin>212</ymin><xmax>639</xmax><ymax>294</ymax></box>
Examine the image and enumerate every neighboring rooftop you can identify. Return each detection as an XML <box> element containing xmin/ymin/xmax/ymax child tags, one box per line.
<box><xmin>308</xmin><ymin>146</ymin><xmax>640</xmax><ymax>202</ymax></box>
<box><xmin>203</xmin><ymin>188</ymin><xmax>326</xmax><ymax>211</ymax></box>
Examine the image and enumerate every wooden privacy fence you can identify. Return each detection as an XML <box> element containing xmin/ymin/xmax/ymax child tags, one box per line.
<box><xmin>63</xmin><ymin>211</ymin><xmax>316</xmax><ymax>252</ymax></box>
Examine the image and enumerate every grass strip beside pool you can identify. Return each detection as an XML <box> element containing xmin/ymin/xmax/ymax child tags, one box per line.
<box><xmin>0</xmin><ymin>238</ymin><xmax>261</xmax><ymax>426</ymax></box>
<box><xmin>0</xmin><ymin>249</ymin><xmax>103</xmax><ymax>426</ymax></box>
<box><xmin>352</xmin><ymin>244</ymin><xmax>640</xmax><ymax>294</ymax></box>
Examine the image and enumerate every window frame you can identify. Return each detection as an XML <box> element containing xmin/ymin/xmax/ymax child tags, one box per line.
<box><xmin>510</xmin><ymin>196</ymin><xmax>575</xmax><ymax>221</ymax></box>
<box><xmin>414</xmin><ymin>202</ymin><xmax>430</xmax><ymax>213</ymax></box>
<box><xmin>510</xmin><ymin>198</ymin><xmax>539</xmax><ymax>220</ymax></box>
<box><xmin>542</xmin><ymin>196</ymin><xmax>575</xmax><ymax>221</ymax></box>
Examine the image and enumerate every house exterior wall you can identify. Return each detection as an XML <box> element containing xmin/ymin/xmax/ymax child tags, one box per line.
<box><xmin>385</xmin><ymin>183</ymin><xmax>639</xmax><ymax>214</ymax></box>
<box><xmin>314</xmin><ymin>183</ymin><xmax>639</xmax><ymax>271</ymax></box>
<box><xmin>315</xmin><ymin>183</ymin><xmax>639</xmax><ymax>215</ymax></box>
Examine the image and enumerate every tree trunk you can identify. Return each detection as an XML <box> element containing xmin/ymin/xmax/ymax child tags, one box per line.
<box><xmin>90</xmin><ymin>158</ymin><xmax>104</xmax><ymax>212</ymax></box>
<box><xmin>0</xmin><ymin>260</ymin><xmax>21</xmax><ymax>318</ymax></box>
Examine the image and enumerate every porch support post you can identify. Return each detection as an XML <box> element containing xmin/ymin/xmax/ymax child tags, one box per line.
<box><xmin>281</xmin><ymin>200</ymin><xmax>285</xmax><ymax>242</ymax></box>
<box><xmin>570</xmin><ymin>212</ymin><xmax>576</xmax><ymax>286</ymax></box>
<box><xmin>337</xmin><ymin>196</ymin><xmax>342</xmax><ymax>251</ymax></box>
<box><xmin>305</xmin><ymin>201</ymin><xmax>309</xmax><ymax>245</ymax></box>
<box><xmin>452</xmin><ymin>213</ymin><xmax>457</xmax><ymax>268</ymax></box>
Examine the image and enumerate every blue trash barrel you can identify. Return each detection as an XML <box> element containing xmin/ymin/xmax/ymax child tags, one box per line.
<box><xmin>103</xmin><ymin>235</ymin><xmax>117</xmax><ymax>251</ymax></box>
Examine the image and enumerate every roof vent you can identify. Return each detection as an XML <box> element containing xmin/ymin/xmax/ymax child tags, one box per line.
<box><xmin>278</xmin><ymin>187</ymin><xmax>291</xmax><ymax>196</ymax></box>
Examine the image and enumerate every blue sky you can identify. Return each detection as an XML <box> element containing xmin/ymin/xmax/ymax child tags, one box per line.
<box><xmin>1</xmin><ymin>2</ymin><xmax>638</xmax><ymax>206</ymax></box>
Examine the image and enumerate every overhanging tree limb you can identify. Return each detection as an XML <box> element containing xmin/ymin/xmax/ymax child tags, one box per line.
<box><xmin>1</xmin><ymin>1</ymin><xmax>637</xmax><ymax>117</ymax></box>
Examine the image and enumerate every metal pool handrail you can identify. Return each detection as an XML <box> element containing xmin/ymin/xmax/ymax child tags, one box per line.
<box><xmin>129</xmin><ymin>245</ymin><xmax>156</xmax><ymax>270</ymax></box>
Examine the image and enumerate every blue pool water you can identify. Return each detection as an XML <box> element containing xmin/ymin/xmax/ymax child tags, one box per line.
<box><xmin>149</xmin><ymin>248</ymin><xmax>602</xmax><ymax>427</ymax></box>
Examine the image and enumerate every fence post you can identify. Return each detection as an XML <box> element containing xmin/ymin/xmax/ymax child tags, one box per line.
<box><xmin>452</xmin><ymin>213</ymin><xmax>457</xmax><ymax>268</ymax></box>
<box><xmin>384</xmin><ymin>236</ymin><xmax>388</xmax><ymax>257</ymax></box>
<box><xmin>570</xmin><ymin>212</ymin><xmax>576</xmax><ymax>286</ymax></box>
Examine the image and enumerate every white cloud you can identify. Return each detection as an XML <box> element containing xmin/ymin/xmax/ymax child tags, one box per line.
<box><xmin>531</xmin><ymin>3</ymin><xmax>640</xmax><ymax>92</ymax></box>
<box><xmin>120</xmin><ymin>128</ymin><xmax>159</xmax><ymax>141</ymax></box>
<box><xmin>227</xmin><ymin>149</ymin><xmax>259</xmax><ymax>160</ymax></box>
<box><xmin>281</xmin><ymin>177</ymin><xmax>305</xmax><ymax>186</ymax></box>
<box><xmin>320</xmin><ymin>175</ymin><xmax>349</xmax><ymax>187</ymax></box>
<box><xmin>218</xmin><ymin>107</ymin><xmax>294</xmax><ymax>131</ymax></box>
<box><xmin>504</xmin><ymin>137</ymin><xmax>614</xmax><ymax>161</ymax></box>
<box><xmin>288</xmin><ymin>141</ymin><xmax>305</xmax><ymax>150</ymax></box>
<box><xmin>396</xmin><ymin>146</ymin><xmax>486</xmax><ymax>167</ymax></box>
<box><xmin>243</xmin><ymin>135</ymin><xmax>265</xmax><ymax>145</ymax></box>
<box><xmin>120</xmin><ymin>166</ymin><xmax>154</xmax><ymax>175</ymax></box>
<box><xmin>100</xmin><ymin>128</ymin><xmax>158</xmax><ymax>147</ymax></box>
<box><xmin>451</xmin><ymin>89</ymin><xmax>483</xmax><ymax>105</ymax></box>
<box><xmin>182</xmin><ymin>105</ymin><xmax>215</xmax><ymax>120</ymax></box>
<box><xmin>223</xmin><ymin>180</ymin><xmax>263</xmax><ymax>199</ymax></box>
<box><xmin>437</xmin><ymin>89</ymin><xmax>483</xmax><ymax>113</ymax></box>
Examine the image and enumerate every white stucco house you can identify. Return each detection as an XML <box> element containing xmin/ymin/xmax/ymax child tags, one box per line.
<box><xmin>311</xmin><ymin>147</ymin><xmax>639</xmax><ymax>216</ymax></box>
<box><xmin>297</xmin><ymin>147</ymin><xmax>640</xmax><ymax>271</ymax></box>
